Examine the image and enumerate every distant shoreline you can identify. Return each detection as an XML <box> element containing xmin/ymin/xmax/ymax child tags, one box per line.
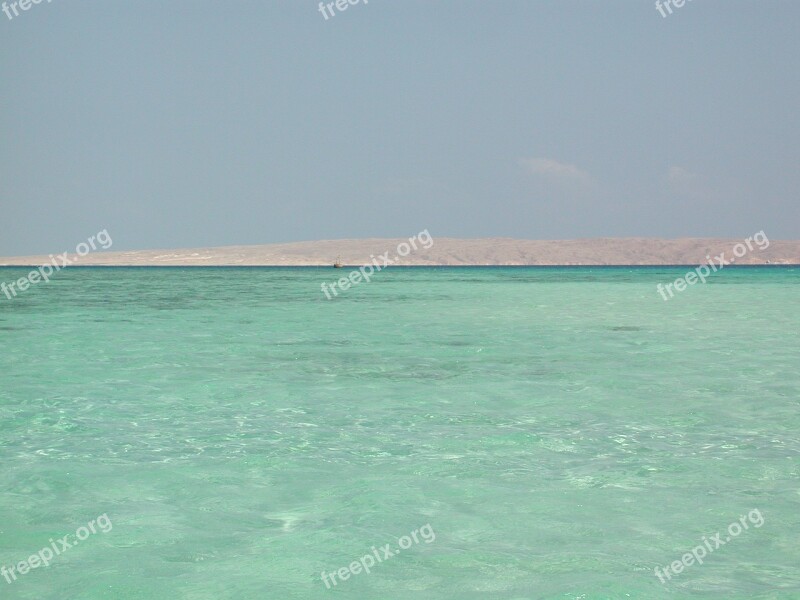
<box><xmin>0</xmin><ymin>264</ymin><xmax>797</xmax><ymax>269</ymax></box>
<box><xmin>1</xmin><ymin>237</ymin><xmax>799</xmax><ymax>267</ymax></box>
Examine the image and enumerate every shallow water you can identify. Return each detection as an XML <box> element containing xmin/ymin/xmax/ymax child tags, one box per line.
<box><xmin>1</xmin><ymin>266</ymin><xmax>798</xmax><ymax>599</ymax></box>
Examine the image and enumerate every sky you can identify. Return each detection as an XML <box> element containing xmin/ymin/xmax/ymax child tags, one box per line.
<box><xmin>1</xmin><ymin>0</ymin><xmax>798</xmax><ymax>255</ymax></box>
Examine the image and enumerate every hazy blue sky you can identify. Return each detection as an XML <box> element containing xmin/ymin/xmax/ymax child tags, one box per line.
<box><xmin>1</xmin><ymin>0</ymin><xmax>798</xmax><ymax>254</ymax></box>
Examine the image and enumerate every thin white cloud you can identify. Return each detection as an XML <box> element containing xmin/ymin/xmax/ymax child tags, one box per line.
<box><xmin>668</xmin><ymin>165</ymin><xmax>696</xmax><ymax>184</ymax></box>
<box><xmin>519</xmin><ymin>157</ymin><xmax>591</xmax><ymax>181</ymax></box>
<box><xmin>668</xmin><ymin>165</ymin><xmax>704</xmax><ymax>197</ymax></box>
<box><xmin>667</xmin><ymin>165</ymin><xmax>731</xmax><ymax>203</ymax></box>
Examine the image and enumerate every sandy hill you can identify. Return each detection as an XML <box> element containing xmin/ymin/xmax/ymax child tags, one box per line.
<box><xmin>1</xmin><ymin>237</ymin><xmax>798</xmax><ymax>266</ymax></box>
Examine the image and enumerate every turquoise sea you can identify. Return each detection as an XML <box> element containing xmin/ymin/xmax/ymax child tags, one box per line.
<box><xmin>0</xmin><ymin>266</ymin><xmax>798</xmax><ymax>599</ymax></box>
